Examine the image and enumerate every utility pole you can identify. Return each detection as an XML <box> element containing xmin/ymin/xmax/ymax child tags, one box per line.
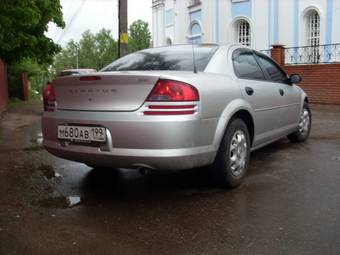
<box><xmin>118</xmin><ymin>0</ymin><xmax>128</xmax><ymax>58</ymax></box>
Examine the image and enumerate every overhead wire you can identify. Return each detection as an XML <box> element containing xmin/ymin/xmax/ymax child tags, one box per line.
<box><xmin>57</xmin><ymin>0</ymin><xmax>88</xmax><ymax>44</ymax></box>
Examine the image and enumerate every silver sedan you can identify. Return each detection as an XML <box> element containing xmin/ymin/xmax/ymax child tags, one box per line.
<box><xmin>42</xmin><ymin>44</ymin><xmax>311</xmax><ymax>188</ymax></box>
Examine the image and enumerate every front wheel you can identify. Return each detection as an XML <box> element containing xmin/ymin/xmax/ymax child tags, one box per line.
<box><xmin>212</xmin><ymin>118</ymin><xmax>251</xmax><ymax>188</ymax></box>
<box><xmin>288</xmin><ymin>102</ymin><xmax>312</xmax><ymax>143</ymax></box>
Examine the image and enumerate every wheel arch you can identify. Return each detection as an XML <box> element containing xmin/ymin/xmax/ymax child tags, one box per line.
<box><xmin>230</xmin><ymin>110</ymin><xmax>254</xmax><ymax>146</ymax></box>
<box><xmin>213</xmin><ymin>99</ymin><xmax>255</xmax><ymax>151</ymax></box>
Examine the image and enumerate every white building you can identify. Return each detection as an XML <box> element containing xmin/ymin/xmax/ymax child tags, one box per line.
<box><xmin>152</xmin><ymin>0</ymin><xmax>340</xmax><ymax>50</ymax></box>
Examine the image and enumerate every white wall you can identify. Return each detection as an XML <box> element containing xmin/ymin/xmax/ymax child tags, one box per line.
<box><xmin>152</xmin><ymin>0</ymin><xmax>338</xmax><ymax>49</ymax></box>
<box><xmin>278</xmin><ymin>0</ymin><xmax>294</xmax><ymax>47</ymax></box>
<box><xmin>333</xmin><ymin>0</ymin><xmax>340</xmax><ymax>44</ymax></box>
<box><xmin>252</xmin><ymin>0</ymin><xmax>270</xmax><ymax>49</ymax></box>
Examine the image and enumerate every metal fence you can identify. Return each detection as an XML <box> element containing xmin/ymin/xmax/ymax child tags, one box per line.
<box><xmin>285</xmin><ymin>43</ymin><xmax>340</xmax><ymax>65</ymax></box>
<box><xmin>260</xmin><ymin>49</ymin><xmax>271</xmax><ymax>57</ymax></box>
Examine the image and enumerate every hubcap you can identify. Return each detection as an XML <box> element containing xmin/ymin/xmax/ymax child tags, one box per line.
<box><xmin>298</xmin><ymin>108</ymin><xmax>310</xmax><ymax>135</ymax></box>
<box><xmin>229</xmin><ymin>130</ymin><xmax>247</xmax><ymax>177</ymax></box>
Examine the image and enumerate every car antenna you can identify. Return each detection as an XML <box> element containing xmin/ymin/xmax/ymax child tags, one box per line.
<box><xmin>192</xmin><ymin>42</ymin><xmax>197</xmax><ymax>74</ymax></box>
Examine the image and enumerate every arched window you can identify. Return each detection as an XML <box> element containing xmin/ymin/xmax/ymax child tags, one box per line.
<box><xmin>306</xmin><ymin>10</ymin><xmax>320</xmax><ymax>46</ymax></box>
<box><xmin>188</xmin><ymin>22</ymin><xmax>202</xmax><ymax>44</ymax></box>
<box><xmin>302</xmin><ymin>9</ymin><xmax>321</xmax><ymax>63</ymax></box>
<box><xmin>191</xmin><ymin>23</ymin><xmax>201</xmax><ymax>35</ymax></box>
<box><xmin>236</xmin><ymin>20</ymin><xmax>251</xmax><ymax>46</ymax></box>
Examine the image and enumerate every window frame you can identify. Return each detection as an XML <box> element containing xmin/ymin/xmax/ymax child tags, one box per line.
<box><xmin>232</xmin><ymin>48</ymin><xmax>290</xmax><ymax>85</ymax></box>
<box><xmin>306</xmin><ymin>10</ymin><xmax>320</xmax><ymax>47</ymax></box>
<box><xmin>188</xmin><ymin>20</ymin><xmax>203</xmax><ymax>44</ymax></box>
<box><xmin>165</xmin><ymin>9</ymin><xmax>174</xmax><ymax>27</ymax></box>
<box><xmin>236</xmin><ymin>20</ymin><xmax>251</xmax><ymax>46</ymax></box>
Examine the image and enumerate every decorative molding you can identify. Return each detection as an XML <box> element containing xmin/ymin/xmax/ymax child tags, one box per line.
<box><xmin>188</xmin><ymin>0</ymin><xmax>201</xmax><ymax>9</ymax></box>
<box><xmin>152</xmin><ymin>0</ymin><xmax>164</xmax><ymax>9</ymax></box>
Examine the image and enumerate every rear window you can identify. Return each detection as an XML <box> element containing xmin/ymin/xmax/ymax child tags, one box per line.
<box><xmin>57</xmin><ymin>71</ymin><xmax>80</xmax><ymax>77</ymax></box>
<box><xmin>57</xmin><ymin>69</ymin><xmax>96</xmax><ymax>77</ymax></box>
<box><xmin>101</xmin><ymin>45</ymin><xmax>218</xmax><ymax>72</ymax></box>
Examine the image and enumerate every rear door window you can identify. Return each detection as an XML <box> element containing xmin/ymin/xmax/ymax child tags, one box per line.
<box><xmin>256</xmin><ymin>54</ymin><xmax>288</xmax><ymax>84</ymax></box>
<box><xmin>232</xmin><ymin>50</ymin><xmax>266</xmax><ymax>80</ymax></box>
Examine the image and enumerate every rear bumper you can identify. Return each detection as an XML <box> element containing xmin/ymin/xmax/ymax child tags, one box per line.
<box><xmin>42</xmin><ymin>110</ymin><xmax>218</xmax><ymax>170</ymax></box>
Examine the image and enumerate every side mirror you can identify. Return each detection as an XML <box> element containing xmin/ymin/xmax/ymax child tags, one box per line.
<box><xmin>288</xmin><ymin>74</ymin><xmax>302</xmax><ymax>84</ymax></box>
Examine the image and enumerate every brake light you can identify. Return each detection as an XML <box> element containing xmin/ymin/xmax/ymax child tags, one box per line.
<box><xmin>146</xmin><ymin>79</ymin><xmax>199</xmax><ymax>101</ymax></box>
<box><xmin>43</xmin><ymin>84</ymin><xmax>56</xmax><ymax>112</ymax></box>
<box><xmin>143</xmin><ymin>80</ymin><xmax>199</xmax><ymax>115</ymax></box>
<box><xmin>79</xmin><ymin>76</ymin><xmax>101</xmax><ymax>81</ymax></box>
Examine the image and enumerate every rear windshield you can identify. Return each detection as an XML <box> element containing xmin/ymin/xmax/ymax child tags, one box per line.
<box><xmin>101</xmin><ymin>45</ymin><xmax>218</xmax><ymax>72</ymax></box>
<box><xmin>57</xmin><ymin>69</ymin><xmax>96</xmax><ymax>77</ymax></box>
<box><xmin>57</xmin><ymin>71</ymin><xmax>80</xmax><ymax>77</ymax></box>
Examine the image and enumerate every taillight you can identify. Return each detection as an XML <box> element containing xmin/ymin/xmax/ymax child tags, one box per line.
<box><xmin>144</xmin><ymin>79</ymin><xmax>199</xmax><ymax>115</ymax></box>
<box><xmin>146</xmin><ymin>79</ymin><xmax>199</xmax><ymax>102</ymax></box>
<box><xmin>79</xmin><ymin>76</ymin><xmax>101</xmax><ymax>81</ymax></box>
<box><xmin>43</xmin><ymin>84</ymin><xmax>56</xmax><ymax>112</ymax></box>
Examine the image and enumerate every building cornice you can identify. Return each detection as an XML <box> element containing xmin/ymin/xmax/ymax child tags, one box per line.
<box><xmin>152</xmin><ymin>0</ymin><xmax>165</xmax><ymax>9</ymax></box>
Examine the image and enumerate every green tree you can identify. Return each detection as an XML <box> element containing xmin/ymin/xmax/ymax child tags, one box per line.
<box><xmin>54</xmin><ymin>40</ymin><xmax>79</xmax><ymax>71</ymax></box>
<box><xmin>53</xmin><ymin>29</ymin><xmax>118</xmax><ymax>72</ymax></box>
<box><xmin>128</xmin><ymin>20</ymin><xmax>151</xmax><ymax>53</ymax></box>
<box><xmin>0</xmin><ymin>0</ymin><xmax>65</xmax><ymax>64</ymax></box>
<box><xmin>95</xmin><ymin>29</ymin><xmax>118</xmax><ymax>69</ymax></box>
<box><xmin>78</xmin><ymin>30</ymin><xmax>97</xmax><ymax>68</ymax></box>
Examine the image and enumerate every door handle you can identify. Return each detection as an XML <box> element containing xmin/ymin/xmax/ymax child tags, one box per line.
<box><xmin>279</xmin><ymin>89</ymin><xmax>284</xmax><ymax>96</ymax></box>
<box><xmin>245</xmin><ymin>87</ymin><xmax>254</xmax><ymax>96</ymax></box>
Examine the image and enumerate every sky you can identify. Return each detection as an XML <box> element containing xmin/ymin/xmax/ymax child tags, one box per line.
<box><xmin>46</xmin><ymin>0</ymin><xmax>152</xmax><ymax>46</ymax></box>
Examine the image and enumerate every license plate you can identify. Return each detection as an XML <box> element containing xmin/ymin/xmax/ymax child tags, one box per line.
<box><xmin>57</xmin><ymin>125</ymin><xmax>106</xmax><ymax>142</ymax></box>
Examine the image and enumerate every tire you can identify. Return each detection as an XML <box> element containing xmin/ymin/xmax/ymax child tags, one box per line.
<box><xmin>287</xmin><ymin>102</ymin><xmax>312</xmax><ymax>143</ymax></box>
<box><xmin>212</xmin><ymin>118</ymin><xmax>251</xmax><ymax>188</ymax></box>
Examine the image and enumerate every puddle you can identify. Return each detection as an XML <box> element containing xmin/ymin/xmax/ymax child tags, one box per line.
<box><xmin>35</xmin><ymin>195</ymin><xmax>82</xmax><ymax>208</ymax></box>
<box><xmin>24</xmin><ymin>144</ymin><xmax>43</xmax><ymax>151</ymax></box>
<box><xmin>24</xmin><ymin>132</ymin><xmax>44</xmax><ymax>151</ymax></box>
<box><xmin>38</xmin><ymin>164</ymin><xmax>57</xmax><ymax>179</ymax></box>
<box><xmin>36</xmin><ymin>131</ymin><xmax>43</xmax><ymax>146</ymax></box>
<box><xmin>68</xmin><ymin>196</ymin><xmax>81</xmax><ymax>207</ymax></box>
<box><xmin>16</xmin><ymin>124</ymin><xmax>31</xmax><ymax>129</ymax></box>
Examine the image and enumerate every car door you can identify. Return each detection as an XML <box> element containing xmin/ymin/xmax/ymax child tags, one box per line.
<box><xmin>232</xmin><ymin>48</ymin><xmax>283</xmax><ymax>147</ymax></box>
<box><xmin>254</xmin><ymin>52</ymin><xmax>301</xmax><ymax>134</ymax></box>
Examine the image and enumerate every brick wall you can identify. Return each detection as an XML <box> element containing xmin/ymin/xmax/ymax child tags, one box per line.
<box><xmin>271</xmin><ymin>45</ymin><xmax>340</xmax><ymax>105</ymax></box>
<box><xmin>0</xmin><ymin>59</ymin><xmax>8</xmax><ymax>114</ymax></box>
<box><xmin>284</xmin><ymin>64</ymin><xmax>340</xmax><ymax>105</ymax></box>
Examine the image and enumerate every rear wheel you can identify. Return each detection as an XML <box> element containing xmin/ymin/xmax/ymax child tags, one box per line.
<box><xmin>288</xmin><ymin>102</ymin><xmax>311</xmax><ymax>143</ymax></box>
<box><xmin>212</xmin><ymin>118</ymin><xmax>250</xmax><ymax>188</ymax></box>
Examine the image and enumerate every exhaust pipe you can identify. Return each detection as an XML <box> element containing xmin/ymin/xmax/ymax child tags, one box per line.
<box><xmin>133</xmin><ymin>164</ymin><xmax>152</xmax><ymax>175</ymax></box>
<box><xmin>133</xmin><ymin>164</ymin><xmax>153</xmax><ymax>175</ymax></box>
<box><xmin>139</xmin><ymin>167</ymin><xmax>149</xmax><ymax>175</ymax></box>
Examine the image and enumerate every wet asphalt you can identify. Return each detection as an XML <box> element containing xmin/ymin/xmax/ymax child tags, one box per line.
<box><xmin>0</xmin><ymin>102</ymin><xmax>339</xmax><ymax>255</ymax></box>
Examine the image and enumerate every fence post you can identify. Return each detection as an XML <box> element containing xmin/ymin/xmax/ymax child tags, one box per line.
<box><xmin>271</xmin><ymin>44</ymin><xmax>285</xmax><ymax>66</ymax></box>
<box><xmin>22</xmin><ymin>72</ymin><xmax>29</xmax><ymax>101</ymax></box>
<box><xmin>0</xmin><ymin>59</ymin><xmax>9</xmax><ymax>114</ymax></box>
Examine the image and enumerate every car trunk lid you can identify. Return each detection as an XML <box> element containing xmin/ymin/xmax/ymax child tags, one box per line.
<box><xmin>53</xmin><ymin>72</ymin><xmax>160</xmax><ymax>111</ymax></box>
